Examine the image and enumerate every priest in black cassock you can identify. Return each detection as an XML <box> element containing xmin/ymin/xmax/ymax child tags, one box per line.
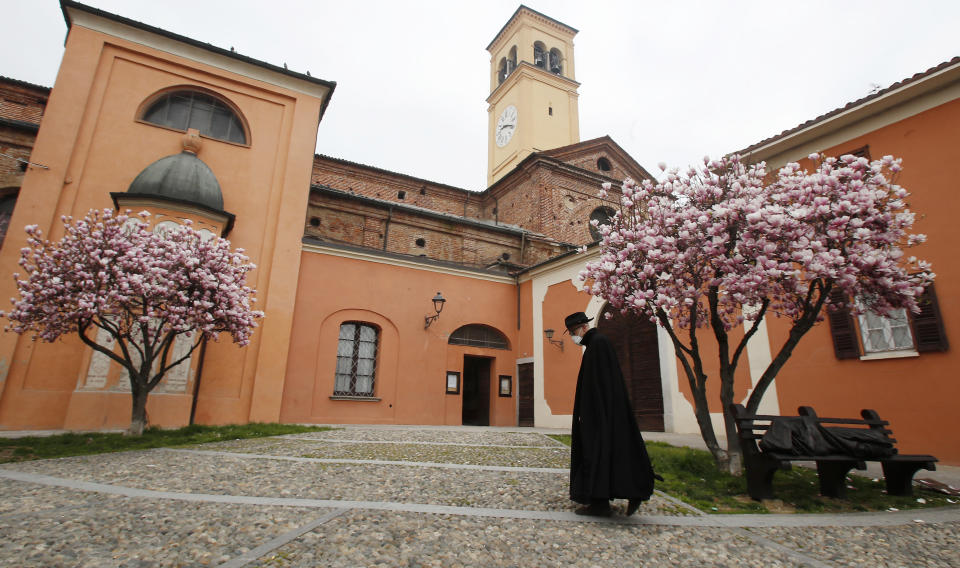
<box><xmin>565</xmin><ymin>311</ymin><xmax>658</xmax><ymax>517</ymax></box>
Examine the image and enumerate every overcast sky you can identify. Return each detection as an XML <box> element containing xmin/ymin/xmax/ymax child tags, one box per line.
<box><xmin>2</xmin><ymin>1</ymin><xmax>958</xmax><ymax>190</ymax></box>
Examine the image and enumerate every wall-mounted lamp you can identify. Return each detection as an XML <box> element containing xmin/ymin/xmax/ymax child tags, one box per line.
<box><xmin>424</xmin><ymin>291</ymin><xmax>446</xmax><ymax>328</ymax></box>
<box><xmin>544</xmin><ymin>328</ymin><xmax>564</xmax><ymax>351</ymax></box>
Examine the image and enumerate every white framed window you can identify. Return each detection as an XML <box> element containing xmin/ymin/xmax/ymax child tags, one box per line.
<box><xmin>856</xmin><ymin>302</ymin><xmax>914</xmax><ymax>353</ymax></box>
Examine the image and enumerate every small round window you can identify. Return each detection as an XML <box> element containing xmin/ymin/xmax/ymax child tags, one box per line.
<box><xmin>142</xmin><ymin>90</ymin><xmax>247</xmax><ymax>144</ymax></box>
<box><xmin>597</xmin><ymin>157</ymin><xmax>612</xmax><ymax>172</ymax></box>
<box><xmin>589</xmin><ymin>206</ymin><xmax>616</xmax><ymax>241</ymax></box>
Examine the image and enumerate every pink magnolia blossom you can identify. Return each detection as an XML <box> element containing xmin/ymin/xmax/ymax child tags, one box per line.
<box><xmin>2</xmin><ymin>209</ymin><xmax>264</xmax><ymax>435</ymax></box>
<box><xmin>580</xmin><ymin>154</ymin><xmax>933</xmax><ymax>470</ymax></box>
<box><xmin>582</xmin><ymin>154</ymin><xmax>931</xmax><ymax>330</ymax></box>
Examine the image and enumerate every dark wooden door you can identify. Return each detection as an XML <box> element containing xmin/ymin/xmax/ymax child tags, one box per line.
<box><xmin>597</xmin><ymin>305</ymin><xmax>664</xmax><ymax>431</ymax></box>
<box><xmin>462</xmin><ymin>356</ymin><xmax>491</xmax><ymax>426</ymax></box>
<box><xmin>517</xmin><ymin>362</ymin><xmax>534</xmax><ymax>427</ymax></box>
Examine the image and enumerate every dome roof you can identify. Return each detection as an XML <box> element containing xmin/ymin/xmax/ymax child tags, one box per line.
<box><xmin>126</xmin><ymin>151</ymin><xmax>224</xmax><ymax>211</ymax></box>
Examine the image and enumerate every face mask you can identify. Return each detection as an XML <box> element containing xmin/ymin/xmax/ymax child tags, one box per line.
<box><xmin>571</xmin><ymin>334</ymin><xmax>583</xmax><ymax>345</ymax></box>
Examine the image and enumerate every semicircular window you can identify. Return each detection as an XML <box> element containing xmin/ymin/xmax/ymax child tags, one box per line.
<box><xmin>142</xmin><ymin>90</ymin><xmax>247</xmax><ymax>144</ymax></box>
<box><xmin>589</xmin><ymin>206</ymin><xmax>616</xmax><ymax>241</ymax></box>
<box><xmin>448</xmin><ymin>324</ymin><xmax>510</xmax><ymax>350</ymax></box>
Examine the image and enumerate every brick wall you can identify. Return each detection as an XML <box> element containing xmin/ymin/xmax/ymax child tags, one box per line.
<box><xmin>0</xmin><ymin>129</ymin><xmax>33</xmax><ymax>189</ymax></box>
<box><xmin>306</xmin><ymin>190</ymin><xmax>571</xmax><ymax>270</ymax></box>
<box><xmin>0</xmin><ymin>82</ymin><xmax>47</xmax><ymax>125</ymax></box>
<box><xmin>488</xmin><ymin>161</ymin><xmax>622</xmax><ymax>245</ymax></box>
<box><xmin>312</xmin><ymin>155</ymin><xmax>484</xmax><ymax>219</ymax></box>
<box><xmin>559</xmin><ymin>149</ymin><xmax>636</xmax><ymax>184</ymax></box>
<box><xmin>0</xmin><ymin>79</ymin><xmax>48</xmax><ymax>191</ymax></box>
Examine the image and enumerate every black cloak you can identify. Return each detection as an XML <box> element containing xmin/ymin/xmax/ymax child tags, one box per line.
<box><xmin>570</xmin><ymin>327</ymin><xmax>656</xmax><ymax>504</ymax></box>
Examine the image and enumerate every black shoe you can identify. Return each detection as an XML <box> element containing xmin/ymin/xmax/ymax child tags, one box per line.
<box><xmin>575</xmin><ymin>502</ymin><xmax>612</xmax><ymax>517</ymax></box>
<box><xmin>626</xmin><ymin>498</ymin><xmax>643</xmax><ymax>516</ymax></box>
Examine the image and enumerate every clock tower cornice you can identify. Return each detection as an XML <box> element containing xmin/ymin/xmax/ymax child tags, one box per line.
<box><xmin>486</xmin><ymin>5</ymin><xmax>578</xmax><ymax>54</ymax></box>
<box><xmin>486</xmin><ymin>61</ymin><xmax>580</xmax><ymax>104</ymax></box>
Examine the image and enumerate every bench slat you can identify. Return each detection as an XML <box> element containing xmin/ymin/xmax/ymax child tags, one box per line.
<box><xmin>808</xmin><ymin>417</ymin><xmax>889</xmax><ymax>426</ymax></box>
<box><xmin>764</xmin><ymin>453</ymin><xmax>869</xmax><ymax>462</ymax></box>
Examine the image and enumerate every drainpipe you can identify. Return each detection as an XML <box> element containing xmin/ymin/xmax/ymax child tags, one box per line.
<box><xmin>516</xmin><ymin>273</ymin><xmax>522</xmax><ymax>330</ymax></box>
<box><xmin>382</xmin><ymin>205</ymin><xmax>393</xmax><ymax>251</ymax></box>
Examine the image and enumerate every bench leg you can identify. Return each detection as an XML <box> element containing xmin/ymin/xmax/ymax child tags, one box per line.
<box><xmin>745</xmin><ymin>458</ymin><xmax>781</xmax><ymax>501</ymax></box>
<box><xmin>882</xmin><ymin>461</ymin><xmax>937</xmax><ymax>497</ymax></box>
<box><xmin>816</xmin><ymin>460</ymin><xmax>862</xmax><ymax>498</ymax></box>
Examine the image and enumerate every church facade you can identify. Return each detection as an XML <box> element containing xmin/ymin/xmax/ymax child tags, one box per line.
<box><xmin>0</xmin><ymin>3</ymin><xmax>956</xmax><ymax>464</ymax></box>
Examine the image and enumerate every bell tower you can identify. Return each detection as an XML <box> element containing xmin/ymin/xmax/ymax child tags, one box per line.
<box><xmin>486</xmin><ymin>6</ymin><xmax>580</xmax><ymax>185</ymax></box>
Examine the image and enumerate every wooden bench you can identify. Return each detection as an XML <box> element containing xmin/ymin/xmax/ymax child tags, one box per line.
<box><xmin>730</xmin><ymin>403</ymin><xmax>938</xmax><ymax>500</ymax></box>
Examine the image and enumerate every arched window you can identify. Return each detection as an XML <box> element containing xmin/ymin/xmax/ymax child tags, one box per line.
<box><xmin>549</xmin><ymin>48</ymin><xmax>563</xmax><ymax>75</ymax></box>
<box><xmin>141</xmin><ymin>90</ymin><xmax>247</xmax><ymax>144</ymax></box>
<box><xmin>448</xmin><ymin>324</ymin><xmax>510</xmax><ymax>350</ymax></box>
<box><xmin>335</xmin><ymin>322</ymin><xmax>379</xmax><ymax>396</ymax></box>
<box><xmin>597</xmin><ymin>157</ymin><xmax>612</xmax><ymax>172</ymax></box>
<box><xmin>589</xmin><ymin>206</ymin><xmax>616</xmax><ymax>241</ymax></box>
<box><xmin>507</xmin><ymin>46</ymin><xmax>517</xmax><ymax>74</ymax></box>
<box><xmin>153</xmin><ymin>220</ymin><xmax>180</xmax><ymax>237</ymax></box>
<box><xmin>498</xmin><ymin>58</ymin><xmax>508</xmax><ymax>85</ymax></box>
<box><xmin>533</xmin><ymin>42</ymin><xmax>546</xmax><ymax>69</ymax></box>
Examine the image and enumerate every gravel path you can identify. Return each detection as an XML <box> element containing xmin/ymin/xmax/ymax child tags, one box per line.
<box><xmin>0</xmin><ymin>426</ymin><xmax>957</xmax><ymax>567</ymax></box>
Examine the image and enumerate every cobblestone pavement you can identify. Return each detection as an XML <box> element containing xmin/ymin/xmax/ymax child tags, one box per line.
<box><xmin>0</xmin><ymin>426</ymin><xmax>957</xmax><ymax>567</ymax></box>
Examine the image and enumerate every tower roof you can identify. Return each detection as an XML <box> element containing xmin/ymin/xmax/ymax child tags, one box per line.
<box><xmin>487</xmin><ymin>5</ymin><xmax>577</xmax><ymax>52</ymax></box>
<box><xmin>126</xmin><ymin>151</ymin><xmax>224</xmax><ymax>211</ymax></box>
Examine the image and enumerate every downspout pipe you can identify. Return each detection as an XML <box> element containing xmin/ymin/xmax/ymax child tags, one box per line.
<box><xmin>382</xmin><ymin>205</ymin><xmax>394</xmax><ymax>251</ymax></box>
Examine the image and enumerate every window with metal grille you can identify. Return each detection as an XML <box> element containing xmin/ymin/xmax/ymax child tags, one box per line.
<box><xmin>334</xmin><ymin>322</ymin><xmax>379</xmax><ymax>396</ymax></box>
<box><xmin>448</xmin><ymin>324</ymin><xmax>510</xmax><ymax>350</ymax></box>
<box><xmin>142</xmin><ymin>90</ymin><xmax>247</xmax><ymax>144</ymax></box>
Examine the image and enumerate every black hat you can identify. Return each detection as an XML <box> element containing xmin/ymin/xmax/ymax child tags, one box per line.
<box><xmin>564</xmin><ymin>312</ymin><xmax>593</xmax><ymax>331</ymax></box>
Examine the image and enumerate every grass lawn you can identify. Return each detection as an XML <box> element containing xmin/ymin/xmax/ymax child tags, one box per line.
<box><xmin>548</xmin><ymin>434</ymin><xmax>956</xmax><ymax>514</ymax></box>
<box><xmin>0</xmin><ymin>423</ymin><xmax>330</xmax><ymax>464</ymax></box>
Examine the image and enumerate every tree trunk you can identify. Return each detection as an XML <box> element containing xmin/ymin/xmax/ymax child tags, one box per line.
<box><xmin>128</xmin><ymin>380</ymin><xmax>149</xmax><ymax>436</ymax></box>
<box><xmin>656</xmin><ymin>308</ymin><xmax>729</xmax><ymax>469</ymax></box>
<box><xmin>721</xmin><ymin>397</ymin><xmax>742</xmax><ymax>475</ymax></box>
<box><xmin>690</xmin><ymin>379</ymin><xmax>729</xmax><ymax>470</ymax></box>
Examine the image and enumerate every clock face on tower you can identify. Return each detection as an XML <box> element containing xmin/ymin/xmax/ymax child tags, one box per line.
<box><xmin>495</xmin><ymin>105</ymin><xmax>518</xmax><ymax>147</ymax></box>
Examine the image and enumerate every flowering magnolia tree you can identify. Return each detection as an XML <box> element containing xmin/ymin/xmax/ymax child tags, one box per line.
<box><xmin>2</xmin><ymin>209</ymin><xmax>264</xmax><ymax>435</ymax></box>
<box><xmin>581</xmin><ymin>154</ymin><xmax>933</xmax><ymax>471</ymax></box>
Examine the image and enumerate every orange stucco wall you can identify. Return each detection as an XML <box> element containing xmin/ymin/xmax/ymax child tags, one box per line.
<box><xmin>281</xmin><ymin>251</ymin><xmax>520</xmax><ymax>426</ymax></box>
<box><xmin>540</xmin><ymin>279</ymin><xmax>590</xmax><ymax>415</ymax></box>
<box><xmin>0</xmin><ymin>22</ymin><xmax>325</xmax><ymax>430</ymax></box>
<box><xmin>767</xmin><ymin>98</ymin><xmax>960</xmax><ymax>464</ymax></box>
<box><xmin>673</xmin><ymin>320</ymin><xmax>753</xmax><ymax>414</ymax></box>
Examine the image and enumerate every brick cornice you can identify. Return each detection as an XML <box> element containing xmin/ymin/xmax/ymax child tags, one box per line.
<box><xmin>310</xmin><ymin>184</ymin><xmax>551</xmax><ymax>239</ymax></box>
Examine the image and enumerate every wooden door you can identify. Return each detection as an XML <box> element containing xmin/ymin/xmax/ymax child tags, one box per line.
<box><xmin>462</xmin><ymin>356</ymin><xmax>491</xmax><ymax>426</ymax></box>
<box><xmin>517</xmin><ymin>362</ymin><xmax>534</xmax><ymax>427</ymax></box>
<box><xmin>597</xmin><ymin>306</ymin><xmax>664</xmax><ymax>431</ymax></box>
